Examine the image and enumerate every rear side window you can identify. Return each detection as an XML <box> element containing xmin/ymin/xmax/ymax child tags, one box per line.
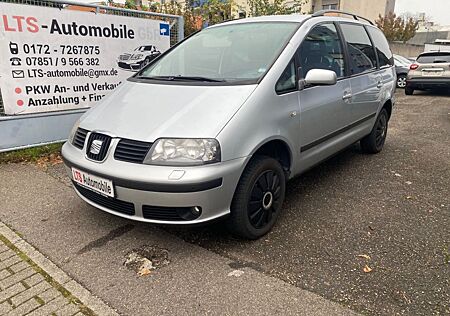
<box><xmin>340</xmin><ymin>23</ymin><xmax>377</xmax><ymax>75</ymax></box>
<box><xmin>417</xmin><ymin>53</ymin><xmax>450</xmax><ymax>63</ymax></box>
<box><xmin>367</xmin><ymin>27</ymin><xmax>394</xmax><ymax>68</ymax></box>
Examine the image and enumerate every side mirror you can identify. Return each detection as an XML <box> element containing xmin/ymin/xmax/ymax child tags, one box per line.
<box><xmin>303</xmin><ymin>69</ymin><xmax>337</xmax><ymax>87</ymax></box>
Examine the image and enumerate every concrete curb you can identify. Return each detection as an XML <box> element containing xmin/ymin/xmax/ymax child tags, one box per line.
<box><xmin>0</xmin><ymin>221</ymin><xmax>120</xmax><ymax>316</ymax></box>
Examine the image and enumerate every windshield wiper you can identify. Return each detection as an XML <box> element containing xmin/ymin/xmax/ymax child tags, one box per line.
<box><xmin>135</xmin><ymin>75</ymin><xmax>225</xmax><ymax>82</ymax></box>
<box><xmin>171</xmin><ymin>76</ymin><xmax>225</xmax><ymax>82</ymax></box>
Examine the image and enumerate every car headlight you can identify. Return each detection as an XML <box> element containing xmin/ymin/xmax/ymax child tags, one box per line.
<box><xmin>131</xmin><ymin>54</ymin><xmax>143</xmax><ymax>60</ymax></box>
<box><xmin>144</xmin><ymin>138</ymin><xmax>221</xmax><ymax>166</ymax></box>
<box><xmin>68</xmin><ymin>119</ymin><xmax>80</xmax><ymax>145</ymax></box>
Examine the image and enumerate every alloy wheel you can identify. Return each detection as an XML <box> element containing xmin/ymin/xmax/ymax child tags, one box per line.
<box><xmin>397</xmin><ymin>76</ymin><xmax>407</xmax><ymax>88</ymax></box>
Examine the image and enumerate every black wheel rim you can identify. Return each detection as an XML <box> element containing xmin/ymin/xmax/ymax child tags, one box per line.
<box><xmin>248</xmin><ymin>170</ymin><xmax>282</xmax><ymax>229</ymax></box>
<box><xmin>375</xmin><ymin>114</ymin><xmax>387</xmax><ymax>148</ymax></box>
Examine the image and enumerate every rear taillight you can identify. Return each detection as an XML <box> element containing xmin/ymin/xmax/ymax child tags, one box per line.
<box><xmin>410</xmin><ymin>64</ymin><xmax>419</xmax><ymax>70</ymax></box>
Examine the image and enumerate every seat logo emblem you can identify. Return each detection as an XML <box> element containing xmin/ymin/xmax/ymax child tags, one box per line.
<box><xmin>90</xmin><ymin>139</ymin><xmax>103</xmax><ymax>155</ymax></box>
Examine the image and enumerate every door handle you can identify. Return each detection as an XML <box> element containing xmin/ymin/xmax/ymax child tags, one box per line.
<box><xmin>377</xmin><ymin>81</ymin><xmax>383</xmax><ymax>89</ymax></box>
<box><xmin>343</xmin><ymin>93</ymin><xmax>352</xmax><ymax>100</ymax></box>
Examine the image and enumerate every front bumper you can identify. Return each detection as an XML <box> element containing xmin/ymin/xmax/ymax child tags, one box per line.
<box><xmin>117</xmin><ymin>60</ymin><xmax>144</xmax><ymax>71</ymax></box>
<box><xmin>62</xmin><ymin>142</ymin><xmax>247</xmax><ymax>224</ymax></box>
<box><xmin>406</xmin><ymin>77</ymin><xmax>450</xmax><ymax>89</ymax></box>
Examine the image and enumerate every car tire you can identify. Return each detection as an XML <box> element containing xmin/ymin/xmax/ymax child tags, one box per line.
<box><xmin>227</xmin><ymin>156</ymin><xmax>286</xmax><ymax>239</ymax></box>
<box><xmin>405</xmin><ymin>87</ymin><xmax>414</xmax><ymax>95</ymax></box>
<box><xmin>360</xmin><ymin>109</ymin><xmax>389</xmax><ymax>154</ymax></box>
<box><xmin>397</xmin><ymin>75</ymin><xmax>407</xmax><ymax>88</ymax></box>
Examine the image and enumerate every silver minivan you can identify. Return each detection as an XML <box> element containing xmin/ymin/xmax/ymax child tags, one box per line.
<box><xmin>62</xmin><ymin>11</ymin><xmax>396</xmax><ymax>239</ymax></box>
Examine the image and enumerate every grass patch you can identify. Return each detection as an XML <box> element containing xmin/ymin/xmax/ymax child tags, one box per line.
<box><xmin>0</xmin><ymin>143</ymin><xmax>63</xmax><ymax>164</ymax></box>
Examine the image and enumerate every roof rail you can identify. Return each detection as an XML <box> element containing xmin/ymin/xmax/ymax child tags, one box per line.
<box><xmin>312</xmin><ymin>10</ymin><xmax>374</xmax><ymax>25</ymax></box>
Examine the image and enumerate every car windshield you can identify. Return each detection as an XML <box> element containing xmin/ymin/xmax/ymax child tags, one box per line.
<box><xmin>417</xmin><ymin>53</ymin><xmax>450</xmax><ymax>63</ymax></box>
<box><xmin>139</xmin><ymin>22</ymin><xmax>299</xmax><ymax>83</ymax></box>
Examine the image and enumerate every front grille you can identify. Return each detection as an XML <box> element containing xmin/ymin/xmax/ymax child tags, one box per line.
<box><xmin>74</xmin><ymin>182</ymin><xmax>135</xmax><ymax>215</ymax></box>
<box><xmin>86</xmin><ymin>133</ymin><xmax>112</xmax><ymax>161</ymax></box>
<box><xmin>72</xmin><ymin>128</ymin><xmax>88</xmax><ymax>149</ymax></box>
<box><xmin>119</xmin><ymin>54</ymin><xmax>131</xmax><ymax>61</ymax></box>
<box><xmin>114</xmin><ymin>138</ymin><xmax>153</xmax><ymax>164</ymax></box>
<box><xmin>142</xmin><ymin>205</ymin><xmax>200</xmax><ymax>221</ymax></box>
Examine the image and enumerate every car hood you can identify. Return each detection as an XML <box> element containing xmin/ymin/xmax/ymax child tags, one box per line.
<box><xmin>80</xmin><ymin>81</ymin><xmax>257</xmax><ymax>142</ymax></box>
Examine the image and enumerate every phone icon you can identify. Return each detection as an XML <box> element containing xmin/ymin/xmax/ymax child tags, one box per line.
<box><xmin>10</xmin><ymin>57</ymin><xmax>22</xmax><ymax>66</ymax></box>
<box><xmin>9</xmin><ymin>42</ymin><xmax>19</xmax><ymax>55</ymax></box>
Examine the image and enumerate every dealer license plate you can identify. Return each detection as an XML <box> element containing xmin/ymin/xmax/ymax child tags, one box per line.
<box><xmin>71</xmin><ymin>168</ymin><xmax>114</xmax><ymax>198</ymax></box>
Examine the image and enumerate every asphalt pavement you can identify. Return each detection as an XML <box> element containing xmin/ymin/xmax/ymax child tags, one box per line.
<box><xmin>168</xmin><ymin>90</ymin><xmax>450</xmax><ymax>315</ymax></box>
<box><xmin>1</xmin><ymin>90</ymin><xmax>449</xmax><ymax>315</ymax></box>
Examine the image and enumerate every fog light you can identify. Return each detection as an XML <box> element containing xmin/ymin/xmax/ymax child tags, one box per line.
<box><xmin>191</xmin><ymin>206</ymin><xmax>202</xmax><ymax>216</ymax></box>
<box><xmin>176</xmin><ymin>206</ymin><xmax>202</xmax><ymax>221</ymax></box>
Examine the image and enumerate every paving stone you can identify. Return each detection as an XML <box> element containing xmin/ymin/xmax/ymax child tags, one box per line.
<box><xmin>0</xmin><ymin>301</ymin><xmax>14</xmax><ymax>314</ymax></box>
<box><xmin>38</xmin><ymin>287</ymin><xmax>61</xmax><ymax>303</ymax></box>
<box><xmin>0</xmin><ymin>269</ymin><xmax>12</xmax><ymax>280</ymax></box>
<box><xmin>9</xmin><ymin>261</ymin><xmax>28</xmax><ymax>274</ymax></box>
<box><xmin>54</xmin><ymin>302</ymin><xmax>81</xmax><ymax>316</ymax></box>
<box><xmin>5</xmin><ymin>298</ymin><xmax>40</xmax><ymax>316</ymax></box>
<box><xmin>0</xmin><ymin>244</ymin><xmax>10</xmax><ymax>253</ymax></box>
<box><xmin>11</xmin><ymin>281</ymin><xmax>51</xmax><ymax>306</ymax></box>
<box><xmin>0</xmin><ymin>256</ymin><xmax>21</xmax><ymax>270</ymax></box>
<box><xmin>27</xmin><ymin>296</ymin><xmax>68</xmax><ymax>316</ymax></box>
<box><xmin>0</xmin><ymin>267</ymin><xmax>36</xmax><ymax>290</ymax></box>
<box><xmin>0</xmin><ymin>250</ymin><xmax>15</xmax><ymax>261</ymax></box>
<box><xmin>23</xmin><ymin>273</ymin><xmax>45</xmax><ymax>287</ymax></box>
<box><xmin>1</xmin><ymin>223</ymin><xmax>118</xmax><ymax>316</ymax></box>
<box><xmin>0</xmin><ymin>282</ymin><xmax>26</xmax><ymax>302</ymax></box>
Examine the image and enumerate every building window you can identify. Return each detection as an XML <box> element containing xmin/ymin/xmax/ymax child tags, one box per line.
<box><xmin>322</xmin><ymin>4</ymin><xmax>338</xmax><ymax>10</ymax></box>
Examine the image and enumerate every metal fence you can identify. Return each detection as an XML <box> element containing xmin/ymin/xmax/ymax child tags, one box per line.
<box><xmin>0</xmin><ymin>0</ymin><xmax>184</xmax><ymax>150</ymax></box>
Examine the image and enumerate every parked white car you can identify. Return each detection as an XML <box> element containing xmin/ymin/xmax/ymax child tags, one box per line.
<box><xmin>117</xmin><ymin>45</ymin><xmax>161</xmax><ymax>71</ymax></box>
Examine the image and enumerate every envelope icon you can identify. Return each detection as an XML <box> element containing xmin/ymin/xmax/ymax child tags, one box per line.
<box><xmin>12</xmin><ymin>70</ymin><xmax>25</xmax><ymax>79</ymax></box>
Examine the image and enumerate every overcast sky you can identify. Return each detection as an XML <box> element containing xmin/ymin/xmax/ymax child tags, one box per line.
<box><xmin>395</xmin><ymin>0</ymin><xmax>450</xmax><ymax>25</ymax></box>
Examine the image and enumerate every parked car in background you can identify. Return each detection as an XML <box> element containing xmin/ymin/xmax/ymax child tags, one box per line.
<box><xmin>394</xmin><ymin>54</ymin><xmax>412</xmax><ymax>88</ymax></box>
<box><xmin>63</xmin><ymin>11</ymin><xmax>396</xmax><ymax>239</ymax></box>
<box><xmin>406</xmin><ymin>52</ymin><xmax>450</xmax><ymax>95</ymax></box>
<box><xmin>118</xmin><ymin>45</ymin><xmax>161</xmax><ymax>71</ymax></box>
<box><xmin>394</xmin><ymin>54</ymin><xmax>413</xmax><ymax>66</ymax></box>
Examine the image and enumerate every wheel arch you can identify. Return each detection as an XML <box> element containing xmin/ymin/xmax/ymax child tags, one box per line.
<box><xmin>382</xmin><ymin>99</ymin><xmax>393</xmax><ymax>119</ymax></box>
<box><xmin>247</xmin><ymin>138</ymin><xmax>293</xmax><ymax>177</ymax></box>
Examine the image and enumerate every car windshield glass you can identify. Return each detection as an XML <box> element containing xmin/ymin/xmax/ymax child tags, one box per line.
<box><xmin>417</xmin><ymin>53</ymin><xmax>450</xmax><ymax>63</ymax></box>
<box><xmin>139</xmin><ymin>22</ymin><xmax>299</xmax><ymax>83</ymax></box>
